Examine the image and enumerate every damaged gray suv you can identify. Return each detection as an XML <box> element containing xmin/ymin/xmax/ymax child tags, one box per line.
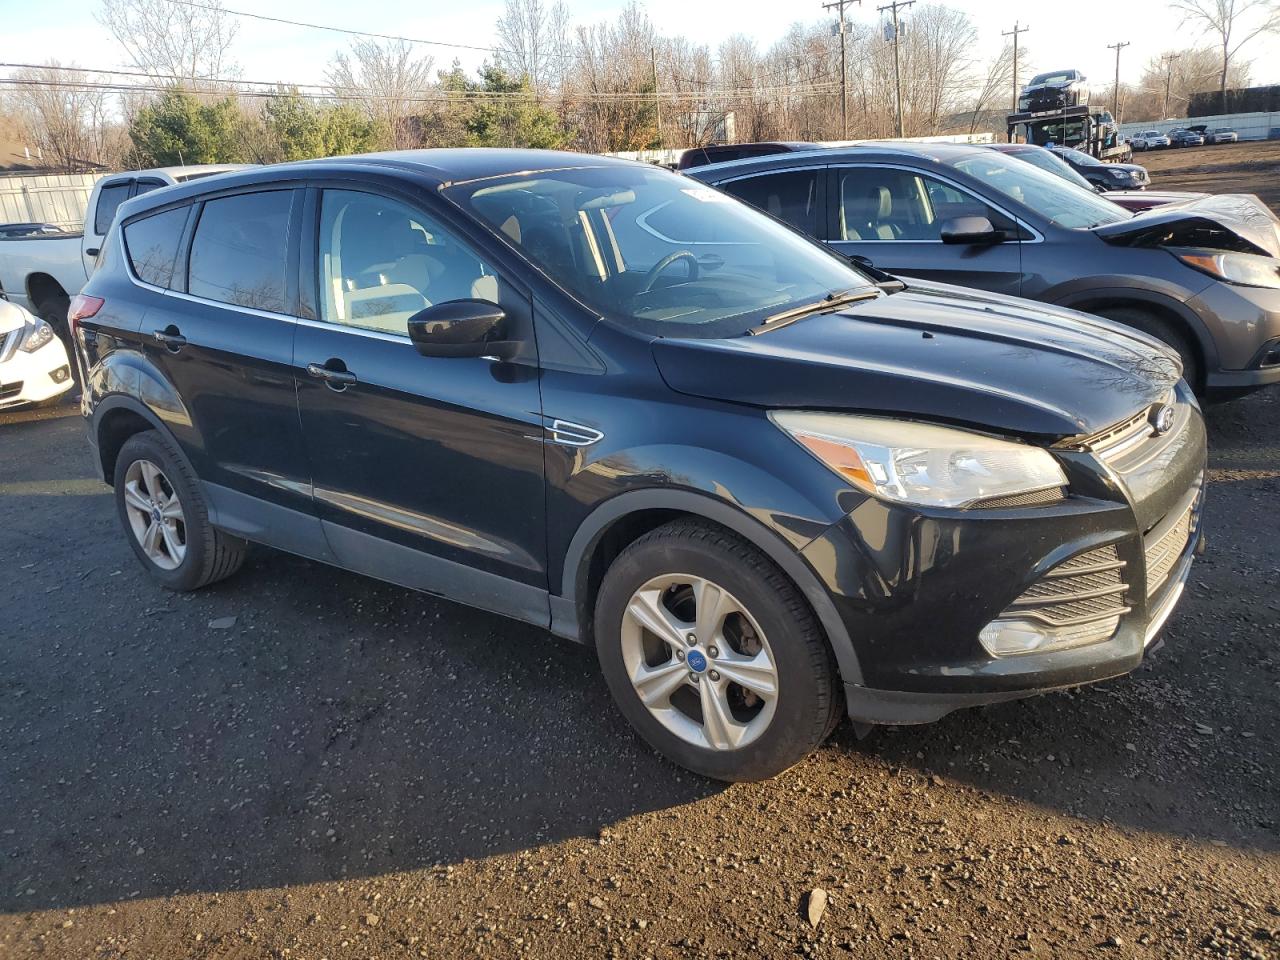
<box><xmin>690</xmin><ymin>143</ymin><xmax>1280</xmax><ymax>399</ymax></box>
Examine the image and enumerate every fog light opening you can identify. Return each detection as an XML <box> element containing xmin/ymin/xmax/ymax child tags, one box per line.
<box><xmin>979</xmin><ymin>616</ymin><xmax>1121</xmax><ymax>657</ymax></box>
<box><xmin>50</xmin><ymin>365</ymin><xmax>70</xmax><ymax>383</ymax></box>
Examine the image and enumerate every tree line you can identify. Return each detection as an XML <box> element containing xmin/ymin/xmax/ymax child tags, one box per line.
<box><xmin>1</xmin><ymin>0</ymin><xmax>1275</xmax><ymax>173</ymax></box>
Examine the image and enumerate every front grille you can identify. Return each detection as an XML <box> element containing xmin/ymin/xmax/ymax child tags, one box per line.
<box><xmin>1063</xmin><ymin>390</ymin><xmax>1186</xmax><ymax>475</ymax></box>
<box><xmin>1145</xmin><ymin>504</ymin><xmax>1194</xmax><ymax>597</ymax></box>
<box><xmin>0</xmin><ymin>326</ymin><xmax>21</xmax><ymax>363</ymax></box>
<box><xmin>1001</xmin><ymin>544</ymin><xmax>1130</xmax><ymax>628</ymax></box>
<box><xmin>973</xmin><ymin>487</ymin><xmax>1066</xmax><ymax>509</ymax></box>
<box><xmin>0</xmin><ymin>380</ymin><xmax>23</xmax><ymax>400</ymax></box>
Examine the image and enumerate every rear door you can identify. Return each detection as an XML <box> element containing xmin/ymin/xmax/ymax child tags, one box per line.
<box><xmin>825</xmin><ymin>164</ymin><xmax>1025</xmax><ymax>296</ymax></box>
<box><xmin>291</xmin><ymin>186</ymin><xmax>547</xmax><ymax>623</ymax></box>
<box><xmin>128</xmin><ymin>186</ymin><xmax>327</xmax><ymax>557</ymax></box>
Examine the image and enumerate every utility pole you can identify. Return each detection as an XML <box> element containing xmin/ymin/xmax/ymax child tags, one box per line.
<box><xmin>1002</xmin><ymin>20</ymin><xmax>1030</xmax><ymax>111</ymax></box>
<box><xmin>1107</xmin><ymin>41</ymin><xmax>1129</xmax><ymax>121</ymax></box>
<box><xmin>878</xmin><ymin>0</ymin><xmax>913</xmax><ymax>138</ymax></box>
<box><xmin>1161</xmin><ymin>52</ymin><xmax>1181</xmax><ymax>121</ymax></box>
<box><xmin>823</xmin><ymin>0</ymin><xmax>862</xmax><ymax>139</ymax></box>
<box><xmin>651</xmin><ymin>46</ymin><xmax>663</xmax><ymax>148</ymax></box>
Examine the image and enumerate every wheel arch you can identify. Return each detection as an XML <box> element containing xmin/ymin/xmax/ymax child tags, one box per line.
<box><xmin>1053</xmin><ymin>287</ymin><xmax>1216</xmax><ymax>388</ymax></box>
<box><xmin>93</xmin><ymin>395</ymin><xmax>182</xmax><ymax>486</ymax></box>
<box><xmin>554</xmin><ymin>489</ymin><xmax>864</xmax><ymax>686</ymax></box>
<box><xmin>25</xmin><ymin>272</ymin><xmax>70</xmax><ymax>314</ymax></box>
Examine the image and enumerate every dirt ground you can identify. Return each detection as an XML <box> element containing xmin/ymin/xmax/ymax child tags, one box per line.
<box><xmin>1137</xmin><ymin>138</ymin><xmax>1280</xmax><ymax>210</ymax></box>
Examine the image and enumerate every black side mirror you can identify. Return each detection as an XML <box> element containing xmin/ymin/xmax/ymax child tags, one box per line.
<box><xmin>940</xmin><ymin>216</ymin><xmax>1005</xmax><ymax>246</ymax></box>
<box><xmin>406</xmin><ymin>299</ymin><xmax>518</xmax><ymax>360</ymax></box>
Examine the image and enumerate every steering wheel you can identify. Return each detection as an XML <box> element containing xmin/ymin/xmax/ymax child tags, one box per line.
<box><xmin>639</xmin><ymin>250</ymin><xmax>699</xmax><ymax>294</ymax></box>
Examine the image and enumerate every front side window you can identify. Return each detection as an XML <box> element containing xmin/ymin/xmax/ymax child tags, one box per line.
<box><xmin>947</xmin><ymin>151</ymin><xmax>1130</xmax><ymax>229</ymax></box>
<box><xmin>188</xmin><ymin>191</ymin><xmax>293</xmax><ymax>312</ymax></box>
<box><xmin>123</xmin><ymin>206</ymin><xmax>189</xmax><ymax>288</ymax></box>
<box><xmin>835</xmin><ymin>167</ymin><xmax>1015</xmax><ymax>241</ymax></box>
<box><xmin>94</xmin><ymin>181</ymin><xmax>132</xmax><ymax>235</ymax></box>
<box><xmin>317</xmin><ymin>190</ymin><xmax>499</xmax><ymax>335</ymax></box>
<box><xmin>445</xmin><ymin>164</ymin><xmax>872</xmax><ymax>338</ymax></box>
<box><xmin>721</xmin><ymin>170</ymin><xmax>820</xmax><ymax>236</ymax></box>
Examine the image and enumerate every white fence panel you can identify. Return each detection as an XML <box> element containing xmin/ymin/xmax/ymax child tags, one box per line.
<box><xmin>0</xmin><ymin>173</ymin><xmax>104</xmax><ymax>232</ymax></box>
<box><xmin>1117</xmin><ymin>111</ymin><xmax>1280</xmax><ymax>142</ymax></box>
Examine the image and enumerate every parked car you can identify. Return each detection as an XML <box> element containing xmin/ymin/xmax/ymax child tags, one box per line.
<box><xmin>0</xmin><ymin>299</ymin><xmax>74</xmax><ymax>409</ymax></box>
<box><xmin>74</xmin><ymin>149</ymin><xmax>1206</xmax><ymax>781</ymax></box>
<box><xmin>1131</xmin><ymin>130</ymin><xmax>1171</xmax><ymax>151</ymax></box>
<box><xmin>1047</xmin><ymin>146</ymin><xmax>1150</xmax><ymax>191</ymax></box>
<box><xmin>988</xmin><ymin>144</ymin><xmax>1202</xmax><ymax>211</ymax></box>
<box><xmin>689</xmin><ymin>143</ymin><xmax>1280</xmax><ymax>397</ymax></box>
<box><xmin>1168</xmin><ymin>129</ymin><xmax>1206</xmax><ymax>148</ymax></box>
<box><xmin>1205</xmin><ymin>127</ymin><xmax>1239</xmax><ymax>144</ymax></box>
<box><xmin>1017</xmin><ymin>68</ymin><xmax>1088</xmax><ymax>113</ymax></box>
<box><xmin>677</xmin><ymin>142</ymin><xmax>816</xmax><ymax>170</ymax></box>
<box><xmin>0</xmin><ymin>222</ymin><xmax>65</xmax><ymax>239</ymax></box>
<box><xmin>0</xmin><ymin>164</ymin><xmax>251</xmax><ymax>338</ymax></box>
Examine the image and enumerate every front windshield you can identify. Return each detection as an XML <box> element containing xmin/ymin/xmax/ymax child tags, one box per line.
<box><xmin>1058</xmin><ymin>148</ymin><xmax>1103</xmax><ymax>167</ymax></box>
<box><xmin>1010</xmin><ymin>148</ymin><xmax>1094</xmax><ymax>191</ymax></box>
<box><xmin>444</xmin><ymin>164</ymin><xmax>874</xmax><ymax>337</ymax></box>
<box><xmin>949</xmin><ymin>151</ymin><xmax>1130</xmax><ymax>229</ymax></box>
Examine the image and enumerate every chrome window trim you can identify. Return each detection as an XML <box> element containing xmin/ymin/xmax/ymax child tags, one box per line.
<box><xmin>295</xmin><ymin>315</ymin><xmax>412</xmax><ymax>344</ymax></box>
<box><xmin>826</xmin><ymin>161</ymin><xmax>1045</xmax><ymax>244</ymax></box>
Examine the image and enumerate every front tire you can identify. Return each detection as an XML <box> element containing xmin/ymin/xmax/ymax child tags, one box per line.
<box><xmin>114</xmin><ymin>430</ymin><xmax>247</xmax><ymax>591</ymax></box>
<box><xmin>594</xmin><ymin>520</ymin><xmax>842</xmax><ymax>782</ymax></box>
<box><xmin>1095</xmin><ymin>306</ymin><xmax>1201</xmax><ymax>393</ymax></box>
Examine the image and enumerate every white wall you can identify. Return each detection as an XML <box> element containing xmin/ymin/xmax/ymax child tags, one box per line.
<box><xmin>1118</xmin><ymin>111</ymin><xmax>1280</xmax><ymax>142</ymax></box>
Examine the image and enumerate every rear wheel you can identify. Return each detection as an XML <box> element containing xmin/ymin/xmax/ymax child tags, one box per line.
<box><xmin>594</xmin><ymin>520</ymin><xmax>842</xmax><ymax>782</ymax></box>
<box><xmin>114</xmin><ymin>430</ymin><xmax>247</xmax><ymax>591</ymax></box>
<box><xmin>1094</xmin><ymin>306</ymin><xmax>1201</xmax><ymax>393</ymax></box>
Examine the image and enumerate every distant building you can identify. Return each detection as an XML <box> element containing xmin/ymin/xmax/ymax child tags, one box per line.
<box><xmin>1189</xmin><ymin>85</ymin><xmax>1280</xmax><ymax>117</ymax></box>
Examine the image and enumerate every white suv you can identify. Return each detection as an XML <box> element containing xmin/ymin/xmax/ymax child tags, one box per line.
<box><xmin>1131</xmin><ymin>130</ymin><xmax>1171</xmax><ymax>151</ymax></box>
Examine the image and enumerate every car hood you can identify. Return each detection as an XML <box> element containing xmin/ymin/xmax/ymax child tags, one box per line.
<box><xmin>1094</xmin><ymin>193</ymin><xmax>1280</xmax><ymax>257</ymax></box>
<box><xmin>1103</xmin><ymin>189</ymin><xmax>1207</xmax><ymax>210</ymax></box>
<box><xmin>0</xmin><ymin>299</ymin><xmax>32</xmax><ymax>336</ymax></box>
<box><xmin>651</xmin><ymin>282</ymin><xmax>1180</xmax><ymax>439</ymax></box>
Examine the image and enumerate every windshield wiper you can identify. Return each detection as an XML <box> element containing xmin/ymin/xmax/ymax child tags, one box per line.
<box><xmin>749</xmin><ymin>288</ymin><xmax>879</xmax><ymax>335</ymax></box>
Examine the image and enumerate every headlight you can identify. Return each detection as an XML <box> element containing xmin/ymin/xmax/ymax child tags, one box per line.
<box><xmin>1176</xmin><ymin>250</ymin><xmax>1280</xmax><ymax>289</ymax></box>
<box><xmin>19</xmin><ymin>318</ymin><xmax>55</xmax><ymax>353</ymax></box>
<box><xmin>770</xmin><ymin>412</ymin><xmax>1068</xmax><ymax>508</ymax></box>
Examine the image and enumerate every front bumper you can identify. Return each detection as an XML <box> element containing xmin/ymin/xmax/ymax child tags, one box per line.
<box><xmin>0</xmin><ymin>333</ymin><xmax>74</xmax><ymax>408</ymax></box>
<box><xmin>799</xmin><ymin>391</ymin><xmax>1207</xmax><ymax>725</ymax></box>
<box><xmin>1188</xmin><ymin>280</ymin><xmax>1280</xmax><ymax>388</ymax></box>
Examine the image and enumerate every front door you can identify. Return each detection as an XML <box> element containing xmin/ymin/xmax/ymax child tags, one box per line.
<box><xmin>292</xmin><ymin>188</ymin><xmax>548</xmax><ymax>625</ymax></box>
<box><xmin>826</xmin><ymin>165</ymin><xmax>1025</xmax><ymax>296</ymax></box>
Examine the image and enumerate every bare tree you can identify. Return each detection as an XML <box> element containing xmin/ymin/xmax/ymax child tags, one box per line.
<box><xmin>326</xmin><ymin>39</ymin><xmax>435</xmax><ymax>150</ymax></box>
<box><xmin>966</xmin><ymin>42</ymin><xmax>1016</xmax><ymax>134</ymax></box>
<box><xmin>1170</xmin><ymin>0</ymin><xmax>1280</xmax><ymax>109</ymax></box>
<box><xmin>3</xmin><ymin>62</ymin><xmax>127</xmax><ymax>170</ymax></box>
<box><xmin>1125</xmin><ymin>46</ymin><xmax>1250</xmax><ymax>120</ymax></box>
<box><xmin>495</xmin><ymin>0</ymin><xmax>571</xmax><ymax>94</ymax></box>
<box><xmin>97</xmin><ymin>0</ymin><xmax>239</xmax><ymax>84</ymax></box>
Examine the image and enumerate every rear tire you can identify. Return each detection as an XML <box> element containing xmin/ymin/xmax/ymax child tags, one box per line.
<box><xmin>113</xmin><ymin>430</ymin><xmax>247</xmax><ymax>591</ymax></box>
<box><xmin>1094</xmin><ymin>306</ymin><xmax>1201</xmax><ymax>393</ymax></box>
<box><xmin>594</xmin><ymin>519</ymin><xmax>842</xmax><ymax>782</ymax></box>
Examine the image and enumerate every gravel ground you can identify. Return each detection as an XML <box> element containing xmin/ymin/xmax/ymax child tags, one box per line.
<box><xmin>1136</xmin><ymin>139</ymin><xmax>1280</xmax><ymax>210</ymax></box>
<box><xmin>1</xmin><ymin>384</ymin><xmax>1277</xmax><ymax>959</ymax></box>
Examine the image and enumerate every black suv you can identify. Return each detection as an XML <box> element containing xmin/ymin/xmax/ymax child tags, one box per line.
<box><xmin>72</xmin><ymin>150</ymin><xmax>1205</xmax><ymax>781</ymax></box>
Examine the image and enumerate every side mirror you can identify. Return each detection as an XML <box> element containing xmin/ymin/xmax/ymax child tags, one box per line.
<box><xmin>406</xmin><ymin>299</ymin><xmax>518</xmax><ymax>360</ymax></box>
<box><xmin>940</xmin><ymin>216</ymin><xmax>1005</xmax><ymax>245</ymax></box>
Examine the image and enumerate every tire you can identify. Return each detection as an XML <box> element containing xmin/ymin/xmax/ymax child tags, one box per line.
<box><xmin>1094</xmin><ymin>306</ymin><xmax>1201</xmax><ymax>393</ymax></box>
<box><xmin>38</xmin><ymin>297</ymin><xmax>71</xmax><ymax>347</ymax></box>
<box><xmin>594</xmin><ymin>519</ymin><xmax>843</xmax><ymax>782</ymax></box>
<box><xmin>113</xmin><ymin>429</ymin><xmax>247</xmax><ymax>591</ymax></box>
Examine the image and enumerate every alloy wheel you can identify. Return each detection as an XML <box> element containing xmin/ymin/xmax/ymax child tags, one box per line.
<box><xmin>620</xmin><ymin>573</ymin><xmax>778</xmax><ymax>751</ymax></box>
<box><xmin>122</xmin><ymin>458</ymin><xmax>187</xmax><ymax>570</ymax></box>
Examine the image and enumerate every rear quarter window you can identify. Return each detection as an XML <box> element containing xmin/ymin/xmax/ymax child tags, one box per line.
<box><xmin>123</xmin><ymin>206</ymin><xmax>190</xmax><ymax>288</ymax></box>
<box><xmin>93</xmin><ymin>181</ymin><xmax>133</xmax><ymax>235</ymax></box>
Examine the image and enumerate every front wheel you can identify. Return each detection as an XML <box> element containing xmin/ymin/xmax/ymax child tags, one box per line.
<box><xmin>594</xmin><ymin>520</ymin><xmax>842</xmax><ymax>782</ymax></box>
<box><xmin>114</xmin><ymin>430</ymin><xmax>247</xmax><ymax>591</ymax></box>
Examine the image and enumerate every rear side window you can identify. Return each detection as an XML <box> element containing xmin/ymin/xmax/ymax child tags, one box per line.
<box><xmin>123</xmin><ymin>206</ymin><xmax>189</xmax><ymax>288</ymax></box>
<box><xmin>721</xmin><ymin>170</ymin><xmax>821</xmax><ymax>236</ymax></box>
<box><xmin>94</xmin><ymin>181</ymin><xmax>133</xmax><ymax>235</ymax></box>
<box><xmin>188</xmin><ymin>191</ymin><xmax>293</xmax><ymax>313</ymax></box>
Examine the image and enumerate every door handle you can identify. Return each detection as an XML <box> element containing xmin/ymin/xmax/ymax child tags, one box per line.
<box><xmin>306</xmin><ymin>361</ymin><xmax>357</xmax><ymax>390</ymax></box>
<box><xmin>85</xmin><ymin>247</ymin><xmax>100</xmax><ymax>258</ymax></box>
<box><xmin>153</xmin><ymin>327</ymin><xmax>187</xmax><ymax>351</ymax></box>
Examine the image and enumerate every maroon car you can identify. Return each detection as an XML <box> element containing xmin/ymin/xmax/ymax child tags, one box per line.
<box><xmin>987</xmin><ymin>143</ymin><xmax>1206</xmax><ymax>212</ymax></box>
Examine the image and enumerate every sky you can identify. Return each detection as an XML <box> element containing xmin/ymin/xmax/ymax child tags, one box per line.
<box><xmin>4</xmin><ymin>0</ymin><xmax>1279</xmax><ymax>96</ymax></box>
